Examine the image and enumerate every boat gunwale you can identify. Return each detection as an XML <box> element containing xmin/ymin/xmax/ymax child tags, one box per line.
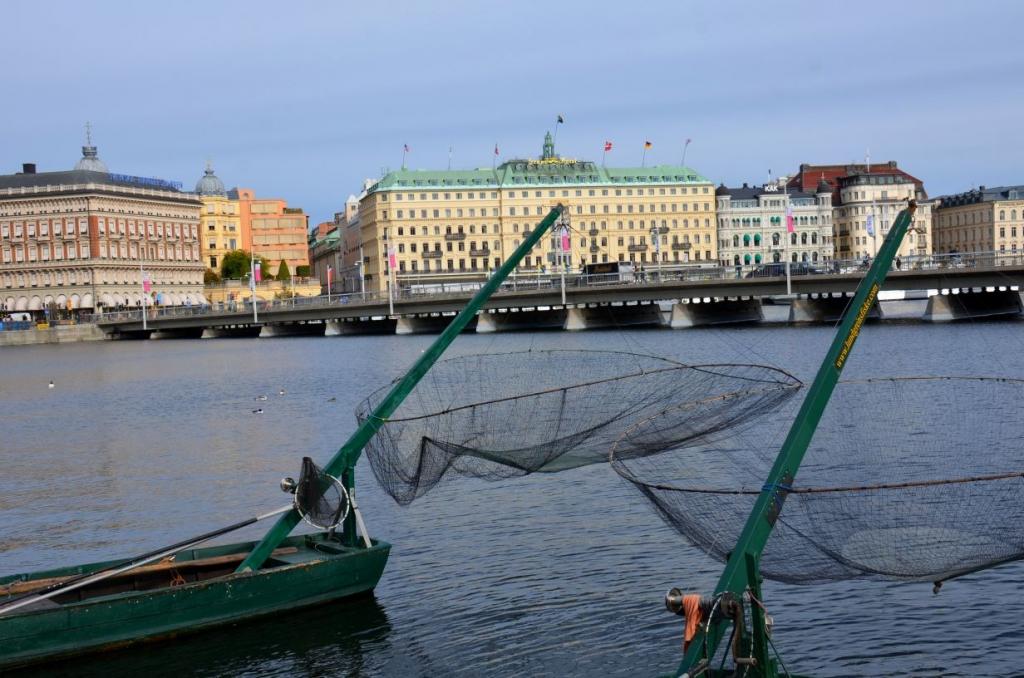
<box><xmin>0</xmin><ymin>533</ymin><xmax>390</xmax><ymax>619</ymax></box>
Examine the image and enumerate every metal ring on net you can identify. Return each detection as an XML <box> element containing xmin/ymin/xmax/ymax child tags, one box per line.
<box><xmin>610</xmin><ymin>375</ymin><xmax>1024</xmax><ymax>585</ymax></box>
<box><xmin>289</xmin><ymin>457</ymin><xmax>352</xmax><ymax>530</ymax></box>
<box><xmin>356</xmin><ymin>350</ymin><xmax>803</xmax><ymax>505</ymax></box>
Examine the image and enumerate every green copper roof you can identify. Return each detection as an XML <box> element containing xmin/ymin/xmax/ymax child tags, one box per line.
<box><xmin>368</xmin><ymin>161</ymin><xmax>709</xmax><ymax>193</ymax></box>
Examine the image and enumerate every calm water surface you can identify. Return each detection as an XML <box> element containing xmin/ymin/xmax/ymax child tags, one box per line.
<box><xmin>2</xmin><ymin>320</ymin><xmax>1024</xmax><ymax>677</ymax></box>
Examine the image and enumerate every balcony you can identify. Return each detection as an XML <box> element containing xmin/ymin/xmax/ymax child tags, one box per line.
<box><xmin>671</xmin><ymin>242</ymin><xmax>692</xmax><ymax>251</ymax></box>
<box><xmin>588</xmin><ymin>228</ymin><xmax>599</xmax><ymax>236</ymax></box>
<box><xmin>627</xmin><ymin>244</ymin><xmax>648</xmax><ymax>252</ymax></box>
<box><xmin>838</xmin><ymin>229</ymin><xmax>850</xmax><ymax>237</ymax></box>
<box><xmin>469</xmin><ymin>248</ymin><xmax>490</xmax><ymax>257</ymax></box>
<box><xmin>521</xmin><ymin>230</ymin><xmax>532</xmax><ymax>238</ymax></box>
<box><xmin>589</xmin><ymin>245</ymin><xmax>600</xmax><ymax>253</ymax></box>
<box><xmin>444</xmin><ymin>232</ymin><xmax>466</xmax><ymax>241</ymax></box>
<box><xmin>422</xmin><ymin>250</ymin><xmax>443</xmax><ymax>259</ymax></box>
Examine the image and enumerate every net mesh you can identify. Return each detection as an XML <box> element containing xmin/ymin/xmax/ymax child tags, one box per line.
<box><xmin>611</xmin><ymin>376</ymin><xmax>1024</xmax><ymax>584</ymax></box>
<box><xmin>295</xmin><ymin>456</ymin><xmax>350</xmax><ymax>529</ymax></box>
<box><xmin>357</xmin><ymin>350</ymin><xmax>802</xmax><ymax>506</ymax></box>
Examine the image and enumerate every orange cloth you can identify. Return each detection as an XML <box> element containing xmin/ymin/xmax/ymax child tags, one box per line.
<box><xmin>682</xmin><ymin>594</ymin><xmax>703</xmax><ymax>651</ymax></box>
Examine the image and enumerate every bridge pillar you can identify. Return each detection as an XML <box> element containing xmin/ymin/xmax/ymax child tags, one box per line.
<box><xmin>109</xmin><ymin>329</ymin><xmax>153</xmax><ymax>341</ymax></box>
<box><xmin>564</xmin><ymin>303</ymin><xmax>664</xmax><ymax>331</ymax></box>
<box><xmin>477</xmin><ymin>308</ymin><xmax>567</xmax><ymax>333</ymax></box>
<box><xmin>201</xmin><ymin>326</ymin><xmax>262</xmax><ymax>339</ymax></box>
<box><xmin>924</xmin><ymin>289</ymin><xmax>1024</xmax><ymax>322</ymax></box>
<box><xmin>670</xmin><ymin>298</ymin><xmax>763</xmax><ymax>328</ymax></box>
<box><xmin>790</xmin><ymin>295</ymin><xmax>882</xmax><ymax>324</ymax></box>
<box><xmin>150</xmin><ymin>327</ymin><xmax>204</xmax><ymax>340</ymax></box>
<box><xmin>259</xmin><ymin>322</ymin><xmax>326</xmax><ymax>338</ymax></box>
<box><xmin>326</xmin><ymin>318</ymin><xmax>398</xmax><ymax>335</ymax></box>
<box><xmin>396</xmin><ymin>314</ymin><xmax>477</xmax><ymax>335</ymax></box>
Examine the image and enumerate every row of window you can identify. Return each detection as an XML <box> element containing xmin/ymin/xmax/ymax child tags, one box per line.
<box><xmin>722</xmin><ymin>233</ymin><xmax>822</xmax><ymax>248</ymax></box>
<box><xmin>1</xmin><ymin>241</ymin><xmax>198</xmax><ymax>264</ymax></box>
<box><xmin>389</xmin><ymin>218</ymin><xmax>713</xmax><ymax>239</ymax></box>
<box><xmin>384</xmin><ymin>186</ymin><xmax>711</xmax><ymax>202</ymax></box>
<box><xmin>1</xmin><ymin>268</ymin><xmax>197</xmax><ymax>290</ymax></box>
<box><xmin>721</xmin><ymin>215</ymin><xmax>825</xmax><ymax>227</ymax></box>
<box><xmin>0</xmin><ymin>220</ymin><xmax>198</xmax><ymax>241</ymax></box>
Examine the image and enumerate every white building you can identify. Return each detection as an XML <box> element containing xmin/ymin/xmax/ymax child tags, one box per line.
<box><xmin>715</xmin><ymin>179</ymin><xmax>834</xmax><ymax>269</ymax></box>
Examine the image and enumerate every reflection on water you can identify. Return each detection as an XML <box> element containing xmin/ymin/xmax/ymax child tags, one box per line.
<box><xmin>2</xmin><ymin>321</ymin><xmax>1024</xmax><ymax>676</ymax></box>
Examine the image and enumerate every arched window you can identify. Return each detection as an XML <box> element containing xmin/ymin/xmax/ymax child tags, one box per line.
<box><xmin>791</xmin><ymin>253</ymin><xmax>798</xmax><ymax>262</ymax></box>
<box><xmin>743</xmin><ymin>254</ymin><xmax>751</xmax><ymax>265</ymax></box>
<box><xmin>753</xmin><ymin>234</ymin><xmax>762</xmax><ymax>246</ymax></box>
<box><xmin>790</xmin><ymin>233</ymin><xmax>797</xmax><ymax>245</ymax></box>
<box><xmin>733</xmin><ymin>255</ymin><xmax>740</xmax><ymax>265</ymax></box>
<box><xmin>773</xmin><ymin>251</ymin><xmax>781</xmax><ymax>262</ymax></box>
<box><xmin>743</xmin><ymin>234</ymin><xmax>751</xmax><ymax>246</ymax></box>
<box><xmin>732</xmin><ymin>235</ymin><xmax>740</xmax><ymax>247</ymax></box>
<box><xmin>754</xmin><ymin>253</ymin><xmax>762</xmax><ymax>264</ymax></box>
<box><xmin>772</xmin><ymin>233</ymin><xmax>780</xmax><ymax>246</ymax></box>
<box><xmin>1013</xmin><ymin>210</ymin><xmax>1018</xmax><ymax>220</ymax></box>
<box><xmin>801</xmin><ymin>233</ymin><xmax>807</xmax><ymax>245</ymax></box>
<box><xmin>811</xmin><ymin>233</ymin><xmax>818</xmax><ymax>244</ymax></box>
<box><xmin>812</xmin><ymin>252</ymin><xmax>819</xmax><ymax>262</ymax></box>
<box><xmin>1000</xmin><ymin>210</ymin><xmax>1006</xmax><ymax>220</ymax></box>
<box><xmin>801</xmin><ymin>252</ymin><xmax>808</xmax><ymax>262</ymax></box>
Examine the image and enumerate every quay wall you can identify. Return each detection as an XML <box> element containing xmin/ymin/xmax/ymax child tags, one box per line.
<box><xmin>0</xmin><ymin>324</ymin><xmax>107</xmax><ymax>347</ymax></box>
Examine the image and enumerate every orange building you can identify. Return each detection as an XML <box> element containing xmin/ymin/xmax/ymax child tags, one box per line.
<box><xmin>228</xmin><ymin>188</ymin><xmax>310</xmax><ymax>275</ymax></box>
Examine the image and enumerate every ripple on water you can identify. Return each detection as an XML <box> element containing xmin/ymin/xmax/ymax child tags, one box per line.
<box><xmin>3</xmin><ymin>326</ymin><xmax>1024</xmax><ymax>675</ymax></box>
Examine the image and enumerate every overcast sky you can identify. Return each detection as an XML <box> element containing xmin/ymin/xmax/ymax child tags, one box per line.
<box><xmin>3</xmin><ymin>1</ymin><xmax>1022</xmax><ymax>225</ymax></box>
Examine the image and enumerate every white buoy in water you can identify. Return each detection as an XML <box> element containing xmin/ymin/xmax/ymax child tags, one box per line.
<box><xmin>278</xmin><ymin>389</ymin><xmax>286</xmax><ymax>396</ymax></box>
<box><xmin>48</xmin><ymin>381</ymin><xmax>54</xmax><ymax>389</ymax></box>
<box><xmin>252</xmin><ymin>408</ymin><xmax>264</xmax><ymax>414</ymax></box>
<box><xmin>255</xmin><ymin>394</ymin><xmax>268</xmax><ymax>401</ymax></box>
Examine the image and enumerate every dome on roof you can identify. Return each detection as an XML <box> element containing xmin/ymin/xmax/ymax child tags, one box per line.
<box><xmin>74</xmin><ymin>145</ymin><xmax>108</xmax><ymax>173</ymax></box>
<box><xmin>195</xmin><ymin>162</ymin><xmax>226</xmax><ymax>196</ymax></box>
<box><xmin>816</xmin><ymin>179</ymin><xmax>832</xmax><ymax>193</ymax></box>
<box><xmin>715</xmin><ymin>183</ymin><xmax>729</xmax><ymax>196</ymax></box>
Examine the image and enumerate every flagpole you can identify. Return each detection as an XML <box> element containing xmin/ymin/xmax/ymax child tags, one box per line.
<box><xmin>250</xmin><ymin>252</ymin><xmax>258</xmax><ymax>324</ymax></box>
<box><xmin>680</xmin><ymin>138</ymin><xmax>691</xmax><ymax>167</ymax></box>
<box><xmin>139</xmin><ymin>261</ymin><xmax>147</xmax><ymax>331</ymax></box>
<box><xmin>327</xmin><ymin>266</ymin><xmax>332</xmax><ymax>304</ymax></box>
<box><xmin>785</xmin><ymin>181</ymin><xmax>792</xmax><ymax>295</ymax></box>
<box><xmin>642</xmin><ymin>146</ymin><xmax>647</xmax><ymax>168</ymax></box>
<box><xmin>402</xmin><ymin>145</ymin><xmax>408</xmax><ymax>170</ymax></box>
<box><xmin>553</xmin><ymin>115</ymin><xmax>562</xmax><ymax>148</ymax></box>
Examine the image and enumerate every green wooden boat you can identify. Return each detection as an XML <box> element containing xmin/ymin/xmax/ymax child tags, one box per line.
<box><xmin>0</xmin><ymin>206</ymin><xmax>569</xmax><ymax>670</ymax></box>
<box><xmin>0</xmin><ymin>533</ymin><xmax>389</xmax><ymax>671</ymax></box>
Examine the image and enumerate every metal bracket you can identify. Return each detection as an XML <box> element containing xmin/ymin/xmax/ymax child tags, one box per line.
<box><xmin>763</xmin><ymin>471</ymin><xmax>793</xmax><ymax>526</ymax></box>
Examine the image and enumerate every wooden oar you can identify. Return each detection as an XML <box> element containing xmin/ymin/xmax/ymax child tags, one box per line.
<box><xmin>0</xmin><ymin>505</ymin><xmax>291</xmax><ymax>617</ymax></box>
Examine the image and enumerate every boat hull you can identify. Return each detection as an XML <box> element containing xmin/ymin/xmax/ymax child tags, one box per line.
<box><xmin>0</xmin><ymin>533</ymin><xmax>390</xmax><ymax>670</ymax></box>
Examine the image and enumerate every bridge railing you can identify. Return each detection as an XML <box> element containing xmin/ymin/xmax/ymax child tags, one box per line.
<box><xmin>93</xmin><ymin>250</ymin><xmax>1024</xmax><ymax>325</ymax></box>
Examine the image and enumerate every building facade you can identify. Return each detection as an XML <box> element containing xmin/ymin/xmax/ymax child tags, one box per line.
<box><xmin>194</xmin><ymin>163</ymin><xmax>241</xmax><ymax>272</ymax></box>
<box><xmin>788</xmin><ymin>161</ymin><xmax>929</xmax><ymax>260</ymax></box>
<box><xmin>0</xmin><ymin>144</ymin><xmax>204</xmax><ymax>315</ymax></box>
<box><xmin>932</xmin><ymin>185</ymin><xmax>1024</xmax><ymax>255</ymax></box>
<box><xmin>715</xmin><ymin>180</ymin><xmax>834</xmax><ymax>268</ymax></box>
<box><xmin>834</xmin><ymin>173</ymin><xmax>932</xmax><ymax>261</ymax></box>
<box><xmin>357</xmin><ymin>133</ymin><xmax>716</xmax><ymax>292</ymax></box>
<box><xmin>229</xmin><ymin>188</ymin><xmax>310</xmax><ymax>276</ymax></box>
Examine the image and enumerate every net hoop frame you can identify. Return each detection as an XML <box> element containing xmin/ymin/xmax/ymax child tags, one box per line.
<box><xmin>610</xmin><ymin>374</ymin><xmax>1024</xmax><ymax>495</ymax></box>
<box><xmin>293</xmin><ymin>469</ymin><xmax>352</xmax><ymax>530</ymax></box>
<box><xmin>358</xmin><ymin>349</ymin><xmax>802</xmax><ymax>425</ymax></box>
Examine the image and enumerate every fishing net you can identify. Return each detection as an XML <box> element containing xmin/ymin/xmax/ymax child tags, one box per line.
<box><xmin>357</xmin><ymin>350</ymin><xmax>802</xmax><ymax>505</ymax></box>
<box><xmin>612</xmin><ymin>376</ymin><xmax>1024</xmax><ymax>585</ymax></box>
<box><xmin>294</xmin><ymin>457</ymin><xmax>351</xmax><ymax>529</ymax></box>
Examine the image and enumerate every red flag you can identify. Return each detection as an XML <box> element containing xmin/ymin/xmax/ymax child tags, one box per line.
<box><xmin>388</xmin><ymin>247</ymin><xmax>397</xmax><ymax>270</ymax></box>
<box><xmin>786</xmin><ymin>206</ymin><xmax>795</xmax><ymax>234</ymax></box>
<box><xmin>142</xmin><ymin>271</ymin><xmax>151</xmax><ymax>293</ymax></box>
<box><xmin>494</xmin><ymin>144</ymin><xmax>499</xmax><ymax>156</ymax></box>
<box><xmin>560</xmin><ymin>226</ymin><xmax>570</xmax><ymax>253</ymax></box>
<box><xmin>254</xmin><ymin>261</ymin><xmax>262</xmax><ymax>282</ymax></box>
<box><xmin>327</xmin><ymin>265</ymin><xmax>333</xmax><ymax>286</ymax></box>
<box><xmin>604</xmin><ymin>141</ymin><xmax>613</xmax><ymax>152</ymax></box>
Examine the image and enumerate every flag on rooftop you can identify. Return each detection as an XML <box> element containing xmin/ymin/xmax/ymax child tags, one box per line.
<box><xmin>494</xmin><ymin>144</ymin><xmax>499</xmax><ymax>156</ymax></box>
<box><xmin>557</xmin><ymin>114</ymin><xmax>564</xmax><ymax>124</ymax></box>
<box><xmin>403</xmin><ymin>143</ymin><xmax>410</xmax><ymax>152</ymax></box>
<box><xmin>604</xmin><ymin>141</ymin><xmax>613</xmax><ymax>152</ymax></box>
<box><xmin>786</xmin><ymin>206</ymin><xmax>795</xmax><ymax>234</ymax></box>
<box><xmin>644</xmin><ymin>141</ymin><xmax>652</xmax><ymax>149</ymax></box>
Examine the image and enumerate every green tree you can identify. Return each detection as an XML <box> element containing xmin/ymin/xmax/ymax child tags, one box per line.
<box><xmin>295</xmin><ymin>265</ymin><xmax>310</xmax><ymax>278</ymax></box>
<box><xmin>259</xmin><ymin>257</ymin><xmax>273</xmax><ymax>280</ymax></box>
<box><xmin>220</xmin><ymin>250</ymin><xmax>251</xmax><ymax>279</ymax></box>
<box><xmin>203</xmin><ymin>268</ymin><xmax>222</xmax><ymax>284</ymax></box>
<box><xmin>277</xmin><ymin>260</ymin><xmax>291</xmax><ymax>281</ymax></box>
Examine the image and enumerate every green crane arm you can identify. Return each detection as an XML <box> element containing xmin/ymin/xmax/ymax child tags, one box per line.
<box><xmin>236</xmin><ymin>204</ymin><xmax>566</xmax><ymax>573</ymax></box>
<box><xmin>676</xmin><ymin>202</ymin><xmax>918</xmax><ymax>676</ymax></box>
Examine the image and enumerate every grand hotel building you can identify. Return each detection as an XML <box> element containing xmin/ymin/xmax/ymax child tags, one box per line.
<box><xmin>0</xmin><ymin>143</ymin><xmax>204</xmax><ymax>314</ymax></box>
<box><xmin>357</xmin><ymin>133</ymin><xmax>716</xmax><ymax>292</ymax></box>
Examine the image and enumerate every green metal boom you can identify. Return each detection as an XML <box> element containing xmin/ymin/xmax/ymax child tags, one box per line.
<box><xmin>237</xmin><ymin>204</ymin><xmax>566</xmax><ymax>572</ymax></box>
<box><xmin>676</xmin><ymin>202</ymin><xmax>918</xmax><ymax>677</ymax></box>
